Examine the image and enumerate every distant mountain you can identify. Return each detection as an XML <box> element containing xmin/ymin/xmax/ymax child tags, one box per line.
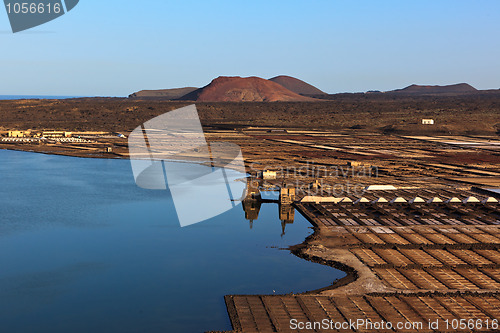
<box><xmin>178</xmin><ymin>76</ymin><xmax>318</xmax><ymax>102</ymax></box>
<box><xmin>129</xmin><ymin>87</ymin><xmax>197</xmax><ymax>99</ymax></box>
<box><xmin>391</xmin><ymin>83</ymin><xmax>477</xmax><ymax>95</ymax></box>
<box><xmin>268</xmin><ymin>75</ymin><xmax>325</xmax><ymax>95</ymax></box>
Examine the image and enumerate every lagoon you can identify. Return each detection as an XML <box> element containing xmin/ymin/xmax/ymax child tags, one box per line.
<box><xmin>0</xmin><ymin>150</ymin><xmax>344</xmax><ymax>333</ymax></box>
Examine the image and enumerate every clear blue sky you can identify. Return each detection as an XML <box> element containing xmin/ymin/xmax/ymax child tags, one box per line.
<box><xmin>1</xmin><ymin>0</ymin><xmax>499</xmax><ymax>96</ymax></box>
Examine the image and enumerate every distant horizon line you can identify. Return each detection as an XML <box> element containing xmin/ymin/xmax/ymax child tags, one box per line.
<box><xmin>2</xmin><ymin>82</ymin><xmax>500</xmax><ymax>100</ymax></box>
<box><xmin>0</xmin><ymin>95</ymin><xmax>98</xmax><ymax>99</ymax></box>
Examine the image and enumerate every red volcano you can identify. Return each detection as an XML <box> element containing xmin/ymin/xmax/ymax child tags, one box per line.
<box><xmin>269</xmin><ymin>75</ymin><xmax>325</xmax><ymax>95</ymax></box>
<box><xmin>179</xmin><ymin>76</ymin><xmax>318</xmax><ymax>102</ymax></box>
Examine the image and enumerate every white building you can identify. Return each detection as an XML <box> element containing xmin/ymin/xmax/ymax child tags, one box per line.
<box><xmin>364</xmin><ymin>185</ymin><xmax>397</xmax><ymax>191</ymax></box>
<box><xmin>261</xmin><ymin>170</ymin><xmax>277</xmax><ymax>180</ymax></box>
<box><xmin>422</xmin><ymin>119</ymin><xmax>435</xmax><ymax>125</ymax></box>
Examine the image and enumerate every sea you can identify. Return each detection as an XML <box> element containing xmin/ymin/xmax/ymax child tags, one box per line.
<box><xmin>0</xmin><ymin>150</ymin><xmax>344</xmax><ymax>333</ymax></box>
<box><xmin>0</xmin><ymin>95</ymin><xmax>86</xmax><ymax>100</ymax></box>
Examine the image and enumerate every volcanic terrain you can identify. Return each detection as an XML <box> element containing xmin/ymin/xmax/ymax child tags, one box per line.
<box><xmin>178</xmin><ymin>76</ymin><xmax>318</xmax><ymax>102</ymax></box>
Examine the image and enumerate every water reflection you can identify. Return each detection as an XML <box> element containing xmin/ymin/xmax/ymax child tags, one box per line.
<box><xmin>0</xmin><ymin>151</ymin><xmax>344</xmax><ymax>333</ymax></box>
<box><xmin>242</xmin><ymin>180</ymin><xmax>297</xmax><ymax>236</ymax></box>
<box><xmin>279</xmin><ymin>203</ymin><xmax>295</xmax><ymax>236</ymax></box>
<box><xmin>242</xmin><ymin>200</ymin><xmax>262</xmax><ymax>228</ymax></box>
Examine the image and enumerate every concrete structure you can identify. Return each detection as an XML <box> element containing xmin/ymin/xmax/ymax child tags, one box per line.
<box><xmin>409</xmin><ymin>196</ymin><xmax>426</xmax><ymax>203</ymax></box>
<box><xmin>241</xmin><ymin>200</ymin><xmax>261</xmax><ymax>226</ymax></box>
<box><xmin>463</xmin><ymin>196</ymin><xmax>480</xmax><ymax>203</ymax></box>
<box><xmin>354</xmin><ymin>197</ymin><xmax>370</xmax><ymax>204</ymax></box>
<box><xmin>241</xmin><ymin>180</ymin><xmax>263</xmax><ymax>228</ymax></box>
<box><xmin>301</xmin><ymin>196</ymin><xmax>351</xmax><ymax>204</ymax></box>
<box><xmin>8</xmin><ymin>131</ymin><xmax>27</xmax><ymax>138</ymax></box>
<box><xmin>71</xmin><ymin>131</ymin><xmax>108</xmax><ymax>136</ymax></box>
<box><xmin>311</xmin><ymin>179</ymin><xmax>321</xmax><ymax>190</ymax></box>
<box><xmin>482</xmin><ymin>197</ymin><xmax>499</xmax><ymax>204</ymax></box>
<box><xmin>42</xmin><ymin>131</ymin><xmax>72</xmax><ymax>138</ymax></box>
<box><xmin>302</xmin><ymin>196</ymin><xmax>331</xmax><ymax>203</ymax></box>
<box><xmin>390</xmin><ymin>197</ymin><xmax>407</xmax><ymax>203</ymax></box>
<box><xmin>364</xmin><ymin>185</ymin><xmax>397</xmax><ymax>191</ymax></box>
<box><xmin>260</xmin><ymin>170</ymin><xmax>277</xmax><ymax>180</ymax></box>
<box><xmin>422</xmin><ymin>119</ymin><xmax>435</xmax><ymax>125</ymax></box>
<box><xmin>245</xmin><ymin>180</ymin><xmax>261</xmax><ymax>200</ymax></box>
<box><xmin>371</xmin><ymin>197</ymin><xmax>388</xmax><ymax>204</ymax></box>
<box><xmin>347</xmin><ymin>161</ymin><xmax>363</xmax><ymax>167</ymax></box>
<box><xmin>279</xmin><ymin>186</ymin><xmax>295</xmax><ymax>205</ymax></box>
<box><xmin>278</xmin><ymin>203</ymin><xmax>295</xmax><ymax>235</ymax></box>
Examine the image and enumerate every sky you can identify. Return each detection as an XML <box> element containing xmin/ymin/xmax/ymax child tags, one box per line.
<box><xmin>0</xmin><ymin>0</ymin><xmax>499</xmax><ymax>96</ymax></box>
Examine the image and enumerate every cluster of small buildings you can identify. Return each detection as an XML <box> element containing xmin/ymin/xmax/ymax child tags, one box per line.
<box><xmin>2</xmin><ymin>130</ymin><xmax>111</xmax><ymax>139</ymax></box>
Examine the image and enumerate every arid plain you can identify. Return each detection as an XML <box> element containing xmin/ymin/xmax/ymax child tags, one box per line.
<box><xmin>1</xmin><ymin>91</ymin><xmax>500</xmax><ymax>332</ymax></box>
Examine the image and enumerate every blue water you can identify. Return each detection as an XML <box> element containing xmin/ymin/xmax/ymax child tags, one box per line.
<box><xmin>0</xmin><ymin>150</ymin><xmax>344</xmax><ymax>333</ymax></box>
<box><xmin>0</xmin><ymin>95</ymin><xmax>85</xmax><ymax>100</ymax></box>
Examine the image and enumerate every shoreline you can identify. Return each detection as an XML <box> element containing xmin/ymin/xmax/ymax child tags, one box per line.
<box><xmin>289</xmin><ymin>203</ymin><xmax>388</xmax><ymax>296</ymax></box>
<box><xmin>0</xmin><ymin>135</ymin><xmax>130</xmax><ymax>158</ymax></box>
<box><xmin>0</xmin><ymin>145</ymin><xmax>125</xmax><ymax>159</ymax></box>
<box><xmin>224</xmin><ymin>205</ymin><xmax>500</xmax><ymax>332</ymax></box>
<box><xmin>3</xmin><ymin>128</ymin><xmax>500</xmax><ymax>333</ymax></box>
<box><xmin>1</xmin><ymin>145</ymin><xmax>360</xmax><ymax>296</ymax></box>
